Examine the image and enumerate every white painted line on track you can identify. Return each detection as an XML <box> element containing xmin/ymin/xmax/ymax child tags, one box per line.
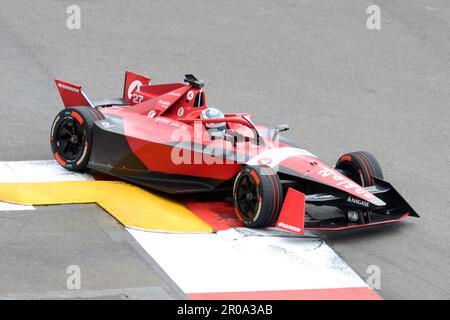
<box><xmin>0</xmin><ymin>160</ymin><xmax>93</xmax><ymax>183</ymax></box>
<box><xmin>0</xmin><ymin>201</ymin><xmax>35</xmax><ymax>211</ymax></box>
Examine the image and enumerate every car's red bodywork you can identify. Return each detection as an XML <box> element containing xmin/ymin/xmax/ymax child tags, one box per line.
<box><xmin>52</xmin><ymin>71</ymin><xmax>419</xmax><ymax>233</ymax></box>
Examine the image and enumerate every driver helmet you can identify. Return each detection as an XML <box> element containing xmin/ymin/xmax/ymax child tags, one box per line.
<box><xmin>201</xmin><ymin>107</ymin><xmax>226</xmax><ymax>136</ymax></box>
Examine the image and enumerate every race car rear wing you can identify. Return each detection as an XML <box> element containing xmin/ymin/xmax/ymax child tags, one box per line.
<box><xmin>123</xmin><ymin>71</ymin><xmax>151</xmax><ymax>104</ymax></box>
<box><xmin>55</xmin><ymin>79</ymin><xmax>128</xmax><ymax>108</ymax></box>
<box><xmin>55</xmin><ymin>79</ymin><xmax>94</xmax><ymax>108</ymax></box>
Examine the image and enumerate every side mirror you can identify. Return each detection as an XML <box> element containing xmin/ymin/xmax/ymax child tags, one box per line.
<box><xmin>275</xmin><ymin>124</ymin><xmax>289</xmax><ymax>132</ymax></box>
<box><xmin>272</xmin><ymin>124</ymin><xmax>289</xmax><ymax>141</ymax></box>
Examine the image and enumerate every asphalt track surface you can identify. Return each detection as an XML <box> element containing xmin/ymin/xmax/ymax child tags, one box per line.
<box><xmin>0</xmin><ymin>204</ymin><xmax>184</xmax><ymax>299</ymax></box>
<box><xmin>0</xmin><ymin>0</ymin><xmax>449</xmax><ymax>299</ymax></box>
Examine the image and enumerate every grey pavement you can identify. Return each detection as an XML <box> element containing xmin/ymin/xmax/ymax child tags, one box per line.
<box><xmin>0</xmin><ymin>204</ymin><xmax>184</xmax><ymax>299</ymax></box>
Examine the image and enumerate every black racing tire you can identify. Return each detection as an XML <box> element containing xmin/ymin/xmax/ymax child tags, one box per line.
<box><xmin>335</xmin><ymin>151</ymin><xmax>384</xmax><ymax>187</ymax></box>
<box><xmin>232</xmin><ymin>166</ymin><xmax>283</xmax><ymax>228</ymax></box>
<box><xmin>50</xmin><ymin>106</ymin><xmax>104</xmax><ymax>172</ymax></box>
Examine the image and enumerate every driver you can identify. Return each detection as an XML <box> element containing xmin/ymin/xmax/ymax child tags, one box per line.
<box><xmin>201</xmin><ymin>107</ymin><xmax>226</xmax><ymax>137</ymax></box>
<box><xmin>201</xmin><ymin>107</ymin><xmax>246</xmax><ymax>144</ymax></box>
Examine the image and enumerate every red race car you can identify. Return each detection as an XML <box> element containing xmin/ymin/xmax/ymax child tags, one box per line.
<box><xmin>50</xmin><ymin>72</ymin><xmax>419</xmax><ymax>234</ymax></box>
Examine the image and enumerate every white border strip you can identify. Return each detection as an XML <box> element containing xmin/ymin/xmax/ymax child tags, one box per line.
<box><xmin>0</xmin><ymin>201</ymin><xmax>35</xmax><ymax>211</ymax></box>
<box><xmin>0</xmin><ymin>160</ymin><xmax>93</xmax><ymax>183</ymax></box>
<box><xmin>128</xmin><ymin>228</ymin><xmax>368</xmax><ymax>294</ymax></box>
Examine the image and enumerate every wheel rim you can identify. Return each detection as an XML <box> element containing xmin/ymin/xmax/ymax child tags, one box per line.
<box><xmin>56</xmin><ymin>118</ymin><xmax>85</xmax><ymax>162</ymax></box>
<box><xmin>337</xmin><ymin>164</ymin><xmax>364</xmax><ymax>186</ymax></box>
<box><xmin>236</xmin><ymin>174</ymin><xmax>260</xmax><ymax>220</ymax></box>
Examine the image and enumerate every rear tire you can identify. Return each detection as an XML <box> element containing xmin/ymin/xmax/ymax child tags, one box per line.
<box><xmin>335</xmin><ymin>151</ymin><xmax>383</xmax><ymax>187</ymax></box>
<box><xmin>50</xmin><ymin>107</ymin><xmax>104</xmax><ymax>172</ymax></box>
<box><xmin>232</xmin><ymin>166</ymin><xmax>283</xmax><ymax>228</ymax></box>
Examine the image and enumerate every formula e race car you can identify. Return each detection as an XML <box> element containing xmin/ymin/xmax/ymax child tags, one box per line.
<box><xmin>50</xmin><ymin>72</ymin><xmax>419</xmax><ymax>234</ymax></box>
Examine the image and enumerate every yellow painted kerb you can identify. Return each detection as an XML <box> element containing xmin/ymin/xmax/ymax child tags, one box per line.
<box><xmin>0</xmin><ymin>181</ymin><xmax>213</xmax><ymax>233</ymax></box>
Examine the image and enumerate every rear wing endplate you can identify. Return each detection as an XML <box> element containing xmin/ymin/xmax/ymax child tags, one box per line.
<box><xmin>55</xmin><ymin>79</ymin><xmax>94</xmax><ymax>108</ymax></box>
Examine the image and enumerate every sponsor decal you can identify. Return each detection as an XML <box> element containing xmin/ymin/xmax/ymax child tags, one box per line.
<box><xmin>76</xmin><ymin>142</ymin><xmax>89</xmax><ymax>165</ymax></box>
<box><xmin>187</xmin><ymin>90</ymin><xmax>194</xmax><ymax>101</ymax></box>
<box><xmin>127</xmin><ymin>80</ymin><xmax>143</xmax><ymax>99</ymax></box>
<box><xmin>156</xmin><ymin>99</ymin><xmax>171</xmax><ymax>109</ymax></box>
<box><xmin>57</xmin><ymin>82</ymin><xmax>80</xmax><ymax>93</ymax></box>
<box><xmin>308</xmin><ymin>194</ymin><xmax>336</xmax><ymax>200</ymax></box>
<box><xmin>247</xmin><ymin>147</ymin><xmax>316</xmax><ymax>169</ymax></box>
<box><xmin>154</xmin><ymin>117</ymin><xmax>187</xmax><ymax>129</ymax></box>
<box><xmin>347</xmin><ymin>196</ymin><xmax>369</xmax><ymax>207</ymax></box>
<box><xmin>257</xmin><ymin>158</ymin><xmax>272</xmax><ymax>165</ymax></box>
<box><xmin>100</xmin><ymin>121</ymin><xmax>115</xmax><ymax>129</ymax></box>
<box><xmin>316</xmin><ymin>167</ymin><xmax>375</xmax><ymax>200</ymax></box>
<box><xmin>177</xmin><ymin>107</ymin><xmax>185</xmax><ymax>117</ymax></box>
<box><xmin>155</xmin><ymin>117</ymin><xmax>171</xmax><ymax>124</ymax></box>
<box><xmin>277</xmin><ymin>222</ymin><xmax>302</xmax><ymax>233</ymax></box>
<box><xmin>347</xmin><ymin>210</ymin><xmax>359</xmax><ymax>222</ymax></box>
<box><xmin>51</xmin><ymin>115</ymin><xmax>61</xmax><ymax>139</ymax></box>
<box><xmin>148</xmin><ymin>110</ymin><xmax>157</xmax><ymax>118</ymax></box>
<box><xmin>168</xmin><ymin>92</ymin><xmax>182</xmax><ymax>97</ymax></box>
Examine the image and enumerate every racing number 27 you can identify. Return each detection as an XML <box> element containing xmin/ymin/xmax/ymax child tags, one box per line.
<box><xmin>131</xmin><ymin>93</ymin><xmax>144</xmax><ymax>104</ymax></box>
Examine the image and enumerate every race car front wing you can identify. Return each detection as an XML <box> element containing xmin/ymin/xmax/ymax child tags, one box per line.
<box><xmin>276</xmin><ymin>178</ymin><xmax>419</xmax><ymax>233</ymax></box>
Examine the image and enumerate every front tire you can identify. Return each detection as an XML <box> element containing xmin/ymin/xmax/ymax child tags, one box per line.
<box><xmin>50</xmin><ymin>107</ymin><xmax>104</xmax><ymax>172</ymax></box>
<box><xmin>335</xmin><ymin>151</ymin><xmax>383</xmax><ymax>187</ymax></box>
<box><xmin>233</xmin><ymin>166</ymin><xmax>283</xmax><ymax>228</ymax></box>
<box><xmin>336</xmin><ymin>151</ymin><xmax>384</xmax><ymax>224</ymax></box>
